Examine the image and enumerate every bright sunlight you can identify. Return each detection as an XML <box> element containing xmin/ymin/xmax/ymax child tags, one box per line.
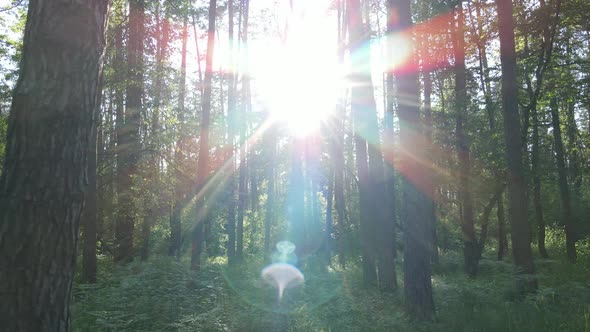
<box><xmin>249</xmin><ymin>0</ymin><xmax>343</xmax><ymax>137</ymax></box>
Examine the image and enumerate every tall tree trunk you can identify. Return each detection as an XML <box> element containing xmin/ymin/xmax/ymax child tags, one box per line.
<box><xmin>236</xmin><ymin>153</ymin><xmax>246</xmax><ymax>262</ymax></box>
<box><xmin>347</xmin><ymin>0</ymin><xmax>376</xmax><ymax>287</ymax></box>
<box><xmin>236</xmin><ymin>0</ymin><xmax>250</xmax><ymax>263</ymax></box>
<box><xmin>496</xmin><ymin>0</ymin><xmax>537</xmax><ymax>292</ymax></box>
<box><xmin>550</xmin><ymin>97</ymin><xmax>577</xmax><ymax>262</ymax></box>
<box><xmin>470</xmin><ymin>0</ymin><xmax>508</xmax><ymax>261</ymax></box>
<box><xmin>192</xmin><ymin>0</ymin><xmax>217</xmax><ymax>271</ymax></box>
<box><xmin>532</xmin><ymin>103</ymin><xmax>548</xmax><ymax>258</ymax></box>
<box><xmin>115</xmin><ymin>0</ymin><xmax>145</xmax><ymax>264</ymax></box>
<box><xmin>497</xmin><ymin>194</ymin><xmax>508</xmax><ymax>260</ymax></box>
<box><xmin>0</xmin><ymin>1</ymin><xmax>108</xmax><ymax>329</ymax></box>
<box><xmin>334</xmin><ymin>0</ymin><xmax>347</xmax><ymax>269</ymax></box>
<box><xmin>226</xmin><ymin>0</ymin><xmax>237</xmax><ymax>265</ymax></box>
<box><xmin>170</xmin><ymin>15</ymin><xmax>189</xmax><ymax>259</ymax></box>
<box><xmin>324</xmin><ymin>167</ymin><xmax>334</xmax><ymax>263</ymax></box>
<box><xmin>82</xmin><ymin>97</ymin><xmax>100</xmax><ymax>283</ymax></box>
<box><xmin>452</xmin><ymin>6</ymin><xmax>477</xmax><ymax>277</ymax></box>
<box><xmin>389</xmin><ymin>0</ymin><xmax>435</xmax><ymax>319</ymax></box>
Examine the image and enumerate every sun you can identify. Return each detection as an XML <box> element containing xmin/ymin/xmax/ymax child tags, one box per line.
<box><xmin>249</xmin><ymin>0</ymin><xmax>343</xmax><ymax>137</ymax></box>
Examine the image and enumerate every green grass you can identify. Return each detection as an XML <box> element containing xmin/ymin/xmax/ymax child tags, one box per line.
<box><xmin>72</xmin><ymin>243</ymin><xmax>590</xmax><ymax>331</ymax></box>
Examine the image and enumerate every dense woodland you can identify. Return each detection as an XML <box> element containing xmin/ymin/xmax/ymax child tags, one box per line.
<box><xmin>0</xmin><ymin>0</ymin><xmax>589</xmax><ymax>330</ymax></box>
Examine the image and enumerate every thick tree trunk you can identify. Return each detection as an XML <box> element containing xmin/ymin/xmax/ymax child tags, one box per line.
<box><xmin>115</xmin><ymin>0</ymin><xmax>145</xmax><ymax>264</ymax></box>
<box><xmin>389</xmin><ymin>0</ymin><xmax>435</xmax><ymax>319</ymax></box>
<box><xmin>496</xmin><ymin>0</ymin><xmax>537</xmax><ymax>292</ymax></box>
<box><xmin>192</xmin><ymin>0</ymin><xmax>217</xmax><ymax>271</ymax></box>
<box><xmin>550</xmin><ymin>97</ymin><xmax>576</xmax><ymax>262</ymax></box>
<box><xmin>82</xmin><ymin>102</ymin><xmax>99</xmax><ymax>283</ymax></box>
<box><xmin>497</xmin><ymin>194</ymin><xmax>508</xmax><ymax>260</ymax></box>
<box><xmin>0</xmin><ymin>1</ymin><xmax>108</xmax><ymax>330</ymax></box>
<box><xmin>347</xmin><ymin>0</ymin><xmax>376</xmax><ymax>287</ymax></box>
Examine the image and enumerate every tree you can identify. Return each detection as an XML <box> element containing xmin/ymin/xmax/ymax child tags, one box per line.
<box><xmin>347</xmin><ymin>0</ymin><xmax>376</xmax><ymax>287</ymax></box>
<box><xmin>170</xmin><ymin>10</ymin><xmax>189</xmax><ymax>259</ymax></box>
<box><xmin>389</xmin><ymin>0</ymin><xmax>435</xmax><ymax>319</ymax></box>
<box><xmin>495</xmin><ymin>0</ymin><xmax>537</xmax><ymax>293</ymax></box>
<box><xmin>82</xmin><ymin>101</ymin><xmax>99</xmax><ymax>283</ymax></box>
<box><xmin>115</xmin><ymin>0</ymin><xmax>145</xmax><ymax>264</ymax></box>
<box><xmin>451</xmin><ymin>4</ymin><xmax>477</xmax><ymax>277</ymax></box>
<box><xmin>0</xmin><ymin>0</ymin><xmax>108</xmax><ymax>329</ymax></box>
<box><xmin>550</xmin><ymin>97</ymin><xmax>577</xmax><ymax>262</ymax></box>
<box><xmin>192</xmin><ymin>0</ymin><xmax>217</xmax><ymax>271</ymax></box>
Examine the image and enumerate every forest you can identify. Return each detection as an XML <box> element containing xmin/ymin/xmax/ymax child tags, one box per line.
<box><xmin>0</xmin><ymin>0</ymin><xmax>589</xmax><ymax>330</ymax></box>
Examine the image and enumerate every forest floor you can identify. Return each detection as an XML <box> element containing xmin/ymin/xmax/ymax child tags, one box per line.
<box><xmin>73</xmin><ymin>242</ymin><xmax>590</xmax><ymax>331</ymax></box>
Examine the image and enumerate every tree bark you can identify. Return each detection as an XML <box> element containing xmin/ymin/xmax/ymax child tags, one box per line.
<box><xmin>192</xmin><ymin>0</ymin><xmax>217</xmax><ymax>271</ymax></box>
<box><xmin>347</xmin><ymin>0</ymin><xmax>376</xmax><ymax>287</ymax></box>
<box><xmin>497</xmin><ymin>194</ymin><xmax>508</xmax><ymax>260</ymax></box>
<box><xmin>531</xmin><ymin>103</ymin><xmax>548</xmax><ymax>258</ymax></box>
<box><xmin>115</xmin><ymin>0</ymin><xmax>145</xmax><ymax>264</ymax></box>
<box><xmin>496</xmin><ymin>0</ymin><xmax>537</xmax><ymax>292</ymax></box>
<box><xmin>226</xmin><ymin>0</ymin><xmax>237</xmax><ymax>265</ymax></box>
<box><xmin>389</xmin><ymin>0</ymin><xmax>435</xmax><ymax>319</ymax></box>
<box><xmin>451</xmin><ymin>6</ymin><xmax>477</xmax><ymax>277</ymax></box>
<box><xmin>550</xmin><ymin>97</ymin><xmax>576</xmax><ymax>262</ymax></box>
<box><xmin>0</xmin><ymin>1</ymin><xmax>108</xmax><ymax>329</ymax></box>
<box><xmin>82</xmin><ymin>95</ymin><xmax>100</xmax><ymax>283</ymax></box>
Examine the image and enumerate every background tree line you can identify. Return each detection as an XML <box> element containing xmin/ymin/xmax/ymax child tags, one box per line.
<box><xmin>0</xmin><ymin>0</ymin><xmax>589</xmax><ymax>330</ymax></box>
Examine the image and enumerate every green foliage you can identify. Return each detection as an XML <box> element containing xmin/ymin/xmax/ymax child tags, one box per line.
<box><xmin>72</xmin><ymin>256</ymin><xmax>227</xmax><ymax>331</ymax></box>
<box><xmin>73</xmin><ymin>248</ymin><xmax>590</xmax><ymax>331</ymax></box>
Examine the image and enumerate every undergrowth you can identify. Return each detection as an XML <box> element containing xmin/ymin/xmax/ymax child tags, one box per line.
<box><xmin>73</xmin><ymin>243</ymin><xmax>590</xmax><ymax>331</ymax></box>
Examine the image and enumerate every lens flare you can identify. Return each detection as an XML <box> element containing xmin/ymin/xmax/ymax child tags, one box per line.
<box><xmin>261</xmin><ymin>263</ymin><xmax>304</xmax><ymax>301</ymax></box>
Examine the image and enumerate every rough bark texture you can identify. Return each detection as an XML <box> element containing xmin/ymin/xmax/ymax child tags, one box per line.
<box><xmin>0</xmin><ymin>1</ymin><xmax>108</xmax><ymax>330</ymax></box>
<box><xmin>496</xmin><ymin>0</ymin><xmax>537</xmax><ymax>292</ymax></box>
<box><xmin>82</xmin><ymin>108</ymin><xmax>99</xmax><ymax>283</ymax></box>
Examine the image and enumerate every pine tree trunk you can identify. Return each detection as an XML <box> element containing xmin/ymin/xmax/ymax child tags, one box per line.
<box><xmin>497</xmin><ymin>194</ymin><xmax>508</xmax><ymax>260</ymax></box>
<box><xmin>192</xmin><ymin>0</ymin><xmax>217</xmax><ymax>271</ymax></box>
<box><xmin>82</xmin><ymin>99</ymin><xmax>99</xmax><ymax>283</ymax></box>
<box><xmin>531</xmin><ymin>103</ymin><xmax>548</xmax><ymax>258</ymax></box>
<box><xmin>389</xmin><ymin>0</ymin><xmax>435</xmax><ymax>319</ymax></box>
<box><xmin>452</xmin><ymin>6</ymin><xmax>477</xmax><ymax>277</ymax></box>
<box><xmin>115</xmin><ymin>0</ymin><xmax>145</xmax><ymax>264</ymax></box>
<box><xmin>496</xmin><ymin>0</ymin><xmax>537</xmax><ymax>292</ymax></box>
<box><xmin>0</xmin><ymin>1</ymin><xmax>108</xmax><ymax>329</ymax></box>
<box><xmin>226</xmin><ymin>0</ymin><xmax>237</xmax><ymax>265</ymax></box>
<box><xmin>550</xmin><ymin>97</ymin><xmax>577</xmax><ymax>262</ymax></box>
<box><xmin>346</xmin><ymin>0</ymin><xmax>377</xmax><ymax>286</ymax></box>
